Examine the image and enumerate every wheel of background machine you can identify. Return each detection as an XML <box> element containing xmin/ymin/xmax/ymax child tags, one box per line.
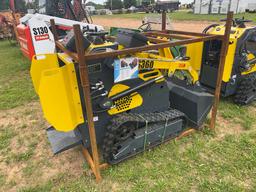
<box><xmin>234</xmin><ymin>73</ymin><xmax>256</xmax><ymax>105</ymax></box>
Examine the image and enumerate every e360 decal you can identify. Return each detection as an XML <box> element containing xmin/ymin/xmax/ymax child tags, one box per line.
<box><xmin>139</xmin><ymin>59</ymin><xmax>154</xmax><ymax>69</ymax></box>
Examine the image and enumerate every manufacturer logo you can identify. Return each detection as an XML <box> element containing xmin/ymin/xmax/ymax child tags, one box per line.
<box><xmin>35</xmin><ymin>34</ymin><xmax>49</xmax><ymax>41</ymax></box>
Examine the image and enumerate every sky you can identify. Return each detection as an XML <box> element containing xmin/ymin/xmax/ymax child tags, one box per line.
<box><xmin>92</xmin><ymin>0</ymin><xmax>194</xmax><ymax>5</ymax></box>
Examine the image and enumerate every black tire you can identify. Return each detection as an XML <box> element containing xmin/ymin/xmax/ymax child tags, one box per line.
<box><xmin>234</xmin><ymin>73</ymin><xmax>256</xmax><ymax>105</ymax></box>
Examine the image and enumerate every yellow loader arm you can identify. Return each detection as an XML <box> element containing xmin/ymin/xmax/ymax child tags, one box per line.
<box><xmin>135</xmin><ymin>52</ymin><xmax>199</xmax><ymax>84</ymax></box>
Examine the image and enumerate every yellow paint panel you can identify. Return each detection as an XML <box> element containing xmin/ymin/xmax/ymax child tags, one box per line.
<box><xmin>162</xmin><ymin>47</ymin><xmax>174</xmax><ymax>59</ymax></box>
<box><xmin>32</xmin><ymin>54</ymin><xmax>84</xmax><ymax>132</ymax></box>
<box><xmin>108</xmin><ymin>84</ymin><xmax>143</xmax><ymax>115</ymax></box>
<box><xmin>30</xmin><ymin>54</ymin><xmax>59</xmax><ymax>94</ymax></box>
<box><xmin>242</xmin><ymin>64</ymin><xmax>256</xmax><ymax>75</ymax></box>
<box><xmin>207</xmin><ymin>26</ymin><xmax>254</xmax><ymax>82</ymax></box>
<box><xmin>108</xmin><ymin>93</ymin><xmax>143</xmax><ymax>115</ymax></box>
<box><xmin>222</xmin><ymin>40</ymin><xmax>237</xmax><ymax>82</ymax></box>
<box><xmin>248</xmin><ymin>53</ymin><xmax>255</xmax><ymax>60</ymax></box>
<box><xmin>108</xmin><ymin>84</ymin><xmax>130</xmax><ymax>97</ymax></box>
<box><xmin>87</xmin><ymin>42</ymin><xmax>115</xmax><ymax>53</ymax></box>
<box><xmin>242</xmin><ymin>53</ymin><xmax>256</xmax><ymax>75</ymax></box>
<box><xmin>186</xmin><ymin>42</ymin><xmax>203</xmax><ymax>71</ymax></box>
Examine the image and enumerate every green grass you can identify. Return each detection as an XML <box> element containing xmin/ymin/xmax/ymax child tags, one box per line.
<box><xmin>0</xmin><ymin>174</ymin><xmax>6</xmax><ymax>186</ymax></box>
<box><xmin>0</xmin><ymin>126</ymin><xmax>16</xmax><ymax>150</ymax></box>
<box><xmin>19</xmin><ymin>181</ymin><xmax>53</xmax><ymax>192</ymax></box>
<box><xmin>19</xmin><ymin>131</ymin><xmax>256</xmax><ymax>192</ymax></box>
<box><xmin>0</xmin><ymin>40</ymin><xmax>37</xmax><ymax>110</ymax></box>
<box><xmin>219</xmin><ymin>99</ymin><xmax>256</xmax><ymax>130</ymax></box>
<box><xmin>93</xmin><ymin>11</ymin><xmax>256</xmax><ymax>23</ymax></box>
<box><xmin>9</xmin><ymin>148</ymin><xmax>34</xmax><ymax>162</ymax></box>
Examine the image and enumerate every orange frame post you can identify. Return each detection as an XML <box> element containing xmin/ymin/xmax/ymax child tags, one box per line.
<box><xmin>210</xmin><ymin>12</ymin><xmax>233</xmax><ymax>130</ymax></box>
<box><xmin>73</xmin><ymin>24</ymin><xmax>102</xmax><ymax>182</ymax></box>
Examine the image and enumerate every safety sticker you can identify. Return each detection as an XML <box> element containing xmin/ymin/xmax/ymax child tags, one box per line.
<box><xmin>114</xmin><ymin>57</ymin><xmax>139</xmax><ymax>83</ymax></box>
<box><xmin>93</xmin><ymin>116</ymin><xmax>99</xmax><ymax>122</ymax></box>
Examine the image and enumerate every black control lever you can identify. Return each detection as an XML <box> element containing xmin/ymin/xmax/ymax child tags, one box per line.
<box><xmin>220</xmin><ymin>18</ymin><xmax>252</xmax><ymax>28</ymax></box>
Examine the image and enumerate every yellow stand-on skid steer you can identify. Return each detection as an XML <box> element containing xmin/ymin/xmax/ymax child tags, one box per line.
<box><xmin>199</xmin><ymin>18</ymin><xmax>256</xmax><ymax>105</ymax></box>
<box><xmin>30</xmin><ymin>30</ymin><xmax>214</xmax><ymax>164</ymax></box>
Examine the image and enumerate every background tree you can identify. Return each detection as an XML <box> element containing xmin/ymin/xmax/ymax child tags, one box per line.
<box><xmin>0</xmin><ymin>0</ymin><xmax>27</xmax><ymax>12</ymax></box>
<box><xmin>86</xmin><ymin>1</ymin><xmax>104</xmax><ymax>9</ymax></box>
<box><xmin>26</xmin><ymin>0</ymin><xmax>39</xmax><ymax>10</ymax></box>
<box><xmin>0</xmin><ymin>0</ymin><xmax>10</xmax><ymax>11</ymax></box>
<box><xmin>123</xmin><ymin>0</ymin><xmax>137</xmax><ymax>9</ymax></box>
<box><xmin>105</xmin><ymin>0</ymin><xmax>123</xmax><ymax>10</ymax></box>
<box><xmin>15</xmin><ymin>0</ymin><xmax>27</xmax><ymax>12</ymax></box>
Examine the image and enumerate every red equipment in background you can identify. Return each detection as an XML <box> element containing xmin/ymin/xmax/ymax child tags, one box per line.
<box><xmin>9</xmin><ymin>0</ymin><xmax>15</xmax><ymax>11</ymax></box>
<box><xmin>16</xmin><ymin>25</ymin><xmax>35</xmax><ymax>60</ymax></box>
<box><xmin>7</xmin><ymin>0</ymin><xmax>97</xmax><ymax>60</ymax></box>
<box><xmin>73</xmin><ymin>0</ymin><xmax>91</xmax><ymax>23</ymax></box>
<box><xmin>0</xmin><ymin>0</ymin><xmax>20</xmax><ymax>42</ymax></box>
<box><xmin>40</xmin><ymin>0</ymin><xmax>91</xmax><ymax>23</ymax></box>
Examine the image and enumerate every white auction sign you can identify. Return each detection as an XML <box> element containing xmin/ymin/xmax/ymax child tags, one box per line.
<box><xmin>114</xmin><ymin>58</ymin><xmax>139</xmax><ymax>83</ymax></box>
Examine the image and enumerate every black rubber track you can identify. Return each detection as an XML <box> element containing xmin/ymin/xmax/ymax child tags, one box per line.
<box><xmin>102</xmin><ymin>109</ymin><xmax>186</xmax><ymax>164</ymax></box>
<box><xmin>234</xmin><ymin>72</ymin><xmax>256</xmax><ymax>105</ymax></box>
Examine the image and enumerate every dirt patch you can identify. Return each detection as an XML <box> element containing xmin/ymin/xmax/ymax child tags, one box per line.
<box><xmin>0</xmin><ymin>102</ymin><xmax>85</xmax><ymax>191</ymax></box>
<box><xmin>93</xmin><ymin>17</ymin><xmax>213</xmax><ymax>33</ymax></box>
<box><xmin>215</xmin><ymin>115</ymin><xmax>243</xmax><ymax>139</ymax></box>
<box><xmin>248</xmin><ymin>104</ymin><xmax>256</xmax><ymax>114</ymax></box>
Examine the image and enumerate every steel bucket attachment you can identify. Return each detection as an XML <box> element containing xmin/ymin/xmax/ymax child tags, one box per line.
<box><xmin>167</xmin><ymin>78</ymin><xmax>214</xmax><ymax>128</ymax></box>
<box><xmin>47</xmin><ymin>127</ymin><xmax>82</xmax><ymax>154</ymax></box>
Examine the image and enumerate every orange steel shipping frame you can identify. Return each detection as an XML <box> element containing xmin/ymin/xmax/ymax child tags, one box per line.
<box><xmin>49</xmin><ymin>11</ymin><xmax>233</xmax><ymax>182</ymax></box>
